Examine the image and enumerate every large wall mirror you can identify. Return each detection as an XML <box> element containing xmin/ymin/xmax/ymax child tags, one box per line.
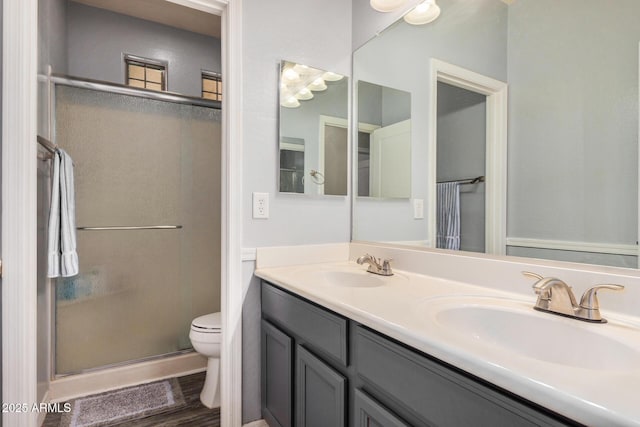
<box><xmin>279</xmin><ymin>60</ymin><xmax>349</xmax><ymax>196</ymax></box>
<box><xmin>353</xmin><ymin>0</ymin><xmax>639</xmax><ymax>268</ymax></box>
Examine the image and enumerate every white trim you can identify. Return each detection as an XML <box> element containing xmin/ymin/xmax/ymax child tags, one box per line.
<box><xmin>2</xmin><ymin>0</ymin><xmax>39</xmax><ymax>426</ymax></box>
<box><xmin>242</xmin><ymin>247</ymin><xmax>257</xmax><ymax>262</ymax></box>
<box><xmin>428</xmin><ymin>59</ymin><xmax>508</xmax><ymax>256</ymax></box>
<box><xmin>638</xmin><ymin>42</ymin><xmax>640</xmax><ymax>267</ymax></box>
<box><xmin>506</xmin><ymin>238</ymin><xmax>638</xmax><ymax>257</ymax></box>
<box><xmin>48</xmin><ymin>353</ymin><xmax>206</xmax><ymax>403</ymax></box>
<box><xmin>219</xmin><ymin>0</ymin><xmax>244</xmax><ymax>426</ymax></box>
<box><xmin>243</xmin><ymin>420</ymin><xmax>269</xmax><ymax>427</ymax></box>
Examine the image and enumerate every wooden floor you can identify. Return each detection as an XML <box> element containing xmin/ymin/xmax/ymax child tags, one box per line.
<box><xmin>44</xmin><ymin>372</ymin><xmax>221</xmax><ymax>427</ymax></box>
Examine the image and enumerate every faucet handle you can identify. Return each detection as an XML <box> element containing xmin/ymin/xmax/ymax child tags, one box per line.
<box><xmin>522</xmin><ymin>271</ymin><xmax>552</xmax><ymax>297</ymax></box>
<box><xmin>579</xmin><ymin>284</ymin><xmax>624</xmax><ymax>310</ymax></box>
<box><xmin>522</xmin><ymin>271</ymin><xmax>544</xmax><ymax>281</ymax></box>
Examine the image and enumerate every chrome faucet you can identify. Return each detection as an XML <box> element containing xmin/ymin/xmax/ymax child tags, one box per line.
<box><xmin>522</xmin><ymin>271</ymin><xmax>624</xmax><ymax>323</ymax></box>
<box><xmin>357</xmin><ymin>254</ymin><xmax>393</xmax><ymax>276</ymax></box>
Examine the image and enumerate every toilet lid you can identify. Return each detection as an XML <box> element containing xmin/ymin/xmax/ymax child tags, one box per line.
<box><xmin>191</xmin><ymin>312</ymin><xmax>222</xmax><ymax>331</ymax></box>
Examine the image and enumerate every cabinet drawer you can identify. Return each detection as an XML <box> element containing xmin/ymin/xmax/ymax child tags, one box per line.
<box><xmin>262</xmin><ymin>281</ymin><xmax>348</xmax><ymax>365</ymax></box>
<box><xmin>355</xmin><ymin>326</ymin><xmax>572</xmax><ymax>427</ymax></box>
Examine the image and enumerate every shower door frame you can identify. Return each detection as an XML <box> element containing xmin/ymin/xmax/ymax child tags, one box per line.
<box><xmin>2</xmin><ymin>1</ymin><xmax>244</xmax><ymax>427</ymax></box>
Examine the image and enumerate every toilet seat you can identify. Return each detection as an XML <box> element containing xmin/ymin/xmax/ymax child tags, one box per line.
<box><xmin>191</xmin><ymin>312</ymin><xmax>222</xmax><ymax>333</ymax></box>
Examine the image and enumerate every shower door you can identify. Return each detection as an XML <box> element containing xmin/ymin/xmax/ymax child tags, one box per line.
<box><xmin>54</xmin><ymin>85</ymin><xmax>221</xmax><ymax>375</ymax></box>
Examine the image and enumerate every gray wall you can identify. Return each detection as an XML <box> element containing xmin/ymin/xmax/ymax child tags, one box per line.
<box><xmin>241</xmin><ymin>0</ymin><xmax>352</xmax><ymax>422</ymax></box>
<box><xmin>352</xmin><ymin>0</ymin><xmax>508</xmax><ymax>243</ymax></box>
<box><xmin>437</xmin><ymin>82</ymin><xmax>486</xmax><ymax>253</ymax></box>
<box><xmin>506</xmin><ymin>0</ymin><xmax>639</xmax><ymax>248</ymax></box>
<box><xmin>67</xmin><ymin>2</ymin><xmax>221</xmax><ymax>98</ymax></box>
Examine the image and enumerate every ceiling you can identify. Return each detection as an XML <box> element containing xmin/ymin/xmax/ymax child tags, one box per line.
<box><xmin>71</xmin><ymin>0</ymin><xmax>221</xmax><ymax>38</ymax></box>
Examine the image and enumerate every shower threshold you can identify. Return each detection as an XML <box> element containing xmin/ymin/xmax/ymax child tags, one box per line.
<box><xmin>49</xmin><ymin>351</ymin><xmax>206</xmax><ymax>403</ymax></box>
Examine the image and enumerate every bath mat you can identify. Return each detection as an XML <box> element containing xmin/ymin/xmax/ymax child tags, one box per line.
<box><xmin>59</xmin><ymin>378</ymin><xmax>185</xmax><ymax>427</ymax></box>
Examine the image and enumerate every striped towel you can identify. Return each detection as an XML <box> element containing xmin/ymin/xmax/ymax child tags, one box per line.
<box><xmin>47</xmin><ymin>149</ymin><xmax>79</xmax><ymax>277</ymax></box>
<box><xmin>436</xmin><ymin>182</ymin><xmax>461</xmax><ymax>250</ymax></box>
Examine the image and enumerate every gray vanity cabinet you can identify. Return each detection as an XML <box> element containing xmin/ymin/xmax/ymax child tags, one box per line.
<box><xmin>262</xmin><ymin>282</ymin><xmax>349</xmax><ymax>427</ymax></box>
<box><xmin>261</xmin><ymin>281</ymin><xmax>580</xmax><ymax>427</ymax></box>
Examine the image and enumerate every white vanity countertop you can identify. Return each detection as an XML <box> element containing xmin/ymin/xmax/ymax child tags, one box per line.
<box><xmin>255</xmin><ymin>261</ymin><xmax>640</xmax><ymax>427</ymax></box>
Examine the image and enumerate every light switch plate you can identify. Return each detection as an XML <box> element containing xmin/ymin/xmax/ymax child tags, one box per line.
<box><xmin>413</xmin><ymin>199</ymin><xmax>424</xmax><ymax>219</ymax></box>
<box><xmin>253</xmin><ymin>192</ymin><xmax>269</xmax><ymax>219</ymax></box>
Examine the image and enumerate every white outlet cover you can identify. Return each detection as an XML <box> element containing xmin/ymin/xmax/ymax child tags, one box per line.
<box><xmin>253</xmin><ymin>192</ymin><xmax>269</xmax><ymax>219</ymax></box>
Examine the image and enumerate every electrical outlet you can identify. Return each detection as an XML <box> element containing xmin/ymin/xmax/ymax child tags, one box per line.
<box><xmin>253</xmin><ymin>192</ymin><xmax>269</xmax><ymax>219</ymax></box>
<box><xmin>413</xmin><ymin>199</ymin><xmax>424</xmax><ymax>219</ymax></box>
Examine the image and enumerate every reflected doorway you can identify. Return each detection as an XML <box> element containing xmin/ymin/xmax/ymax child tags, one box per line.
<box><xmin>436</xmin><ymin>82</ymin><xmax>487</xmax><ymax>253</ymax></box>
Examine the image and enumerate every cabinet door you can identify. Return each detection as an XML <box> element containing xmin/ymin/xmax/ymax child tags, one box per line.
<box><xmin>296</xmin><ymin>345</ymin><xmax>346</xmax><ymax>427</ymax></box>
<box><xmin>354</xmin><ymin>389</ymin><xmax>409</xmax><ymax>427</ymax></box>
<box><xmin>262</xmin><ymin>320</ymin><xmax>293</xmax><ymax>427</ymax></box>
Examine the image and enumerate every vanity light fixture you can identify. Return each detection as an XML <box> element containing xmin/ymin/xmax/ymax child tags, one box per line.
<box><xmin>322</xmin><ymin>71</ymin><xmax>344</xmax><ymax>82</ymax></box>
<box><xmin>403</xmin><ymin>0</ymin><xmax>441</xmax><ymax>25</ymax></box>
<box><xmin>280</xmin><ymin>61</ymin><xmax>344</xmax><ymax>108</ymax></box>
<box><xmin>308</xmin><ymin>77</ymin><xmax>327</xmax><ymax>92</ymax></box>
<box><xmin>295</xmin><ymin>87</ymin><xmax>314</xmax><ymax>100</ymax></box>
<box><xmin>282</xmin><ymin>67</ymin><xmax>300</xmax><ymax>83</ymax></box>
<box><xmin>370</xmin><ymin>0</ymin><xmax>441</xmax><ymax>25</ymax></box>
<box><xmin>281</xmin><ymin>96</ymin><xmax>300</xmax><ymax>108</ymax></box>
<box><xmin>370</xmin><ymin>0</ymin><xmax>408</xmax><ymax>13</ymax></box>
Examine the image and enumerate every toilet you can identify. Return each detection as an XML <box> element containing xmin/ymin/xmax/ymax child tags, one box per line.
<box><xmin>189</xmin><ymin>312</ymin><xmax>222</xmax><ymax>408</ymax></box>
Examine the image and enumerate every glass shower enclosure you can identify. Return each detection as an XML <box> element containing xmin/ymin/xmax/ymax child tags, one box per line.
<box><xmin>52</xmin><ymin>81</ymin><xmax>221</xmax><ymax>375</ymax></box>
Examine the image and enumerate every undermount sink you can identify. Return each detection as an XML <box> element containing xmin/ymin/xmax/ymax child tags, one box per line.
<box><xmin>321</xmin><ymin>270</ymin><xmax>387</xmax><ymax>288</ymax></box>
<box><xmin>421</xmin><ymin>296</ymin><xmax>640</xmax><ymax>371</ymax></box>
<box><xmin>285</xmin><ymin>264</ymin><xmax>405</xmax><ymax>288</ymax></box>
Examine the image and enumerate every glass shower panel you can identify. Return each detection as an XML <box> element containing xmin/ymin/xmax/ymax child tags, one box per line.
<box><xmin>54</xmin><ymin>86</ymin><xmax>221</xmax><ymax>375</ymax></box>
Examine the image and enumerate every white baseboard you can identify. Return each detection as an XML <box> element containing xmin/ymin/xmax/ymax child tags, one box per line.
<box><xmin>48</xmin><ymin>352</ymin><xmax>207</xmax><ymax>402</ymax></box>
<box><xmin>243</xmin><ymin>420</ymin><xmax>269</xmax><ymax>427</ymax></box>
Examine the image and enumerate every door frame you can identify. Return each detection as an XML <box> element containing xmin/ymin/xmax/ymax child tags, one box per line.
<box><xmin>428</xmin><ymin>59</ymin><xmax>508</xmax><ymax>255</ymax></box>
<box><xmin>2</xmin><ymin>1</ymin><xmax>244</xmax><ymax>426</ymax></box>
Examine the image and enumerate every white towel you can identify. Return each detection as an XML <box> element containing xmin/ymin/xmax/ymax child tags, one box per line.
<box><xmin>47</xmin><ymin>149</ymin><xmax>79</xmax><ymax>277</ymax></box>
<box><xmin>436</xmin><ymin>182</ymin><xmax>461</xmax><ymax>250</ymax></box>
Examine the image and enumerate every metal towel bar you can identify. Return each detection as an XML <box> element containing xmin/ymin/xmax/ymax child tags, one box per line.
<box><xmin>77</xmin><ymin>225</ymin><xmax>183</xmax><ymax>231</ymax></box>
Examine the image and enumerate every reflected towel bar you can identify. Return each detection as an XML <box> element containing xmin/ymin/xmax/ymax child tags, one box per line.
<box><xmin>438</xmin><ymin>176</ymin><xmax>485</xmax><ymax>185</ymax></box>
<box><xmin>77</xmin><ymin>225</ymin><xmax>183</xmax><ymax>231</ymax></box>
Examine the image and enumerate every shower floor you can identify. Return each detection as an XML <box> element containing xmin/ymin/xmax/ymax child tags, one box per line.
<box><xmin>43</xmin><ymin>372</ymin><xmax>220</xmax><ymax>426</ymax></box>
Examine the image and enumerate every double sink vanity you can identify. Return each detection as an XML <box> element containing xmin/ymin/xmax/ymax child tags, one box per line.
<box><xmin>255</xmin><ymin>243</ymin><xmax>640</xmax><ymax>427</ymax></box>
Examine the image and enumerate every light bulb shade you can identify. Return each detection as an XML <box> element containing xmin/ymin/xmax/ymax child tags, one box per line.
<box><xmin>282</xmin><ymin>67</ymin><xmax>300</xmax><ymax>83</ymax></box>
<box><xmin>322</xmin><ymin>71</ymin><xmax>344</xmax><ymax>82</ymax></box>
<box><xmin>404</xmin><ymin>1</ymin><xmax>440</xmax><ymax>25</ymax></box>
<box><xmin>281</xmin><ymin>96</ymin><xmax>300</xmax><ymax>108</ymax></box>
<box><xmin>370</xmin><ymin>0</ymin><xmax>407</xmax><ymax>12</ymax></box>
<box><xmin>295</xmin><ymin>88</ymin><xmax>314</xmax><ymax>100</ymax></box>
<box><xmin>308</xmin><ymin>78</ymin><xmax>327</xmax><ymax>92</ymax></box>
<box><xmin>293</xmin><ymin>64</ymin><xmax>311</xmax><ymax>74</ymax></box>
